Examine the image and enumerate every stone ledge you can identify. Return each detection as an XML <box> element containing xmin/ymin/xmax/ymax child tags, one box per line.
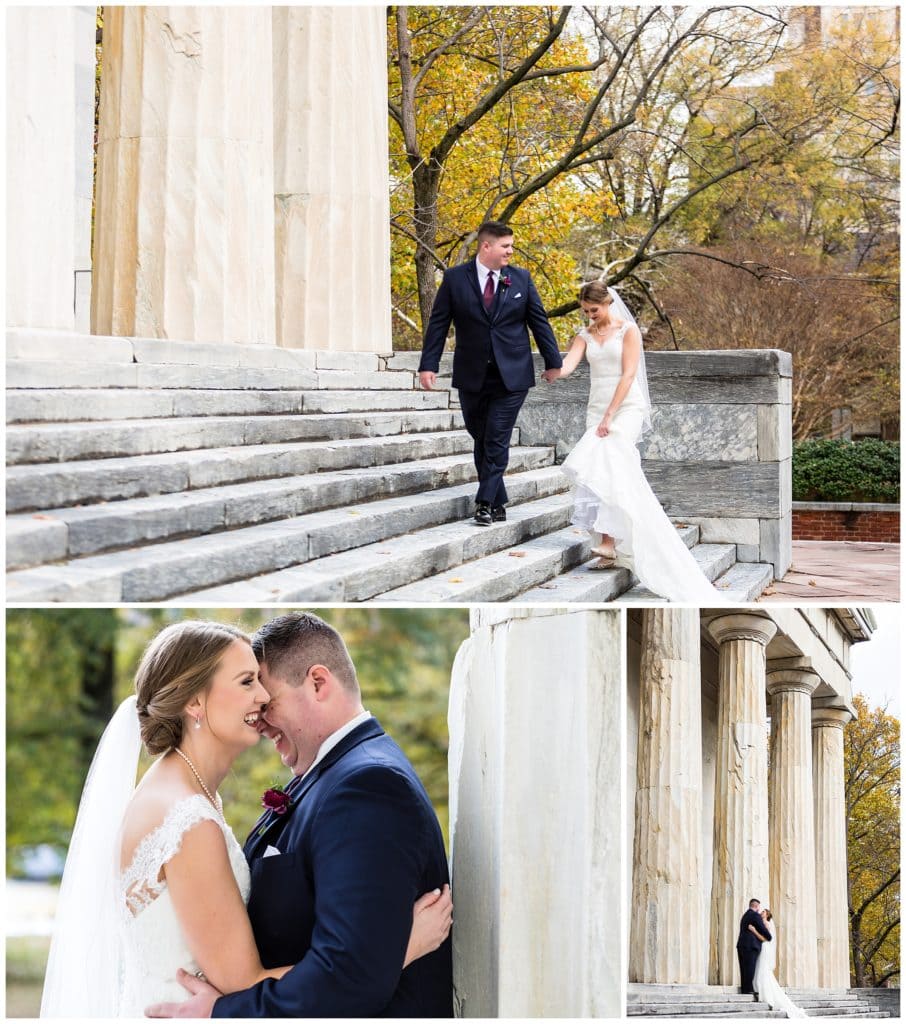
<box><xmin>793</xmin><ymin>501</ymin><xmax>899</xmax><ymax>513</ymax></box>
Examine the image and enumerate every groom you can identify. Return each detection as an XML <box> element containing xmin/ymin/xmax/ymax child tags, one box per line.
<box><xmin>149</xmin><ymin>612</ymin><xmax>453</xmax><ymax>1017</ymax></box>
<box><xmin>418</xmin><ymin>220</ymin><xmax>562</xmax><ymax>526</ymax></box>
<box><xmin>737</xmin><ymin>898</ymin><xmax>772</xmax><ymax>996</ymax></box>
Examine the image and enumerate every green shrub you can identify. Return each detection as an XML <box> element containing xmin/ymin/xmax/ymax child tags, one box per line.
<box><xmin>792</xmin><ymin>439</ymin><xmax>900</xmax><ymax>503</ymax></box>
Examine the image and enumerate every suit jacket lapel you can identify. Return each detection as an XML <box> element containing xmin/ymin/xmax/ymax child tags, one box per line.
<box><xmin>491</xmin><ymin>272</ymin><xmax>510</xmax><ymax>321</ymax></box>
<box><xmin>244</xmin><ymin>717</ymin><xmax>387</xmax><ymax>860</ymax></box>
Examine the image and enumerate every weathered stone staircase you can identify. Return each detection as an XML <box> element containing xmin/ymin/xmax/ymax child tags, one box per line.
<box><xmin>627</xmin><ymin>984</ymin><xmax>891</xmax><ymax>1018</ymax></box>
<box><xmin>6</xmin><ymin>334</ymin><xmax>773</xmax><ymax>603</ymax></box>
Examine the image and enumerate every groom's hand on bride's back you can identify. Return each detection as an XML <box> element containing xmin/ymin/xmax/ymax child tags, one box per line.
<box><xmin>145</xmin><ymin>968</ymin><xmax>221</xmax><ymax>1018</ymax></box>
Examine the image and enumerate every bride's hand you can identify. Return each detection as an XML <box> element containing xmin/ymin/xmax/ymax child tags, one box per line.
<box><xmin>596</xmin><ymin>413</ymin><xmax>612</xmax><ymax>437</ymax></box>
<box><xmin>403</xmin><ymin>884</ymin><xmax>453</xmax><ymax>967</ymax></box>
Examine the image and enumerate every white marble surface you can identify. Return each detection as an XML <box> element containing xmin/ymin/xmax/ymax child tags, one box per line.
<box><xmin>449</xmin><ymin>609</ymin><xmax>621</xmax><ymax>1017</ymax></box>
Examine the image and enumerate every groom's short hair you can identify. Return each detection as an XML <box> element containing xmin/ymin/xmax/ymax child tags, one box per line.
<box><xmin>252</xmin><ymin>612</ymin><xmax>359</xmax><ymax>694</ymax></box>
<box><xmin>477</xmin><ymin>220</ymin><xmax>513</xmax><ymax>243</ymax></box>
<box><xmin>749</xmin><ymin>898</ymin><xmax>761</xmax><ymax>908</ymax></box>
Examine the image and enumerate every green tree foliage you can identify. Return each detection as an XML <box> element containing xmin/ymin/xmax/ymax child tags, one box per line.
<box><xmin>845</xmin><ymin>694</ymin><xmax>900</xmax><ymax>986</ymax></box>
<box><xmin>6</xmin><ymin>608</ymin><xmax>468</xmax><ymax>872</ymax></box>
<box><xmin>6</xmin><ymin>610</ymin><xmax>119</xmax><ymax>861</ymax></box>
<box><xmin>792</xmin><ymin>439</ymin><xmax>899</xmax><ymax>502</ymax></box>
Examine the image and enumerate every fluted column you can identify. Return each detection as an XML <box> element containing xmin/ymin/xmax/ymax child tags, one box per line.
<box><xmin>812</xmin><ymin>707</ymin><xmax>853</xmax><ymax>988</ymax></box>
<box><xmin>630</xmin><ymin>609</ymin><xmax>706</xmax><ymax>983</ymax></box>
<box><xmin>767</xmin><ymin>665</ymin><xmax>820</xmax><ymax>986</ymax></box>
<box><xmin>6</xmin><ymin>8</ymin><xmax>87</xmax><ymax>329</ymax></box>
<box><xmin>448</xmin><ymin>608</ymin><xmax>620</xmax><ymax>1017</ymax></box>
<box><xmin>272</xmin><ymin>8</ymin><xmax>391</xmax><ymax>351</ymax></box>
<box><xmin>92</xmin><ymin>7</ymin><xmax>275</xmax><ymax>343</ymax></box>
<box><xmin>706</xmin><ymin>614</ymin><xmax>777</xmax><ymax>985</ymax></box>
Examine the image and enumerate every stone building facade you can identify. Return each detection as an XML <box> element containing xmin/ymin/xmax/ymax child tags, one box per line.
<box><xmin>626</xmin><ymin>607</ymin><xmax>873</xmax><ymax>990</ymax></box>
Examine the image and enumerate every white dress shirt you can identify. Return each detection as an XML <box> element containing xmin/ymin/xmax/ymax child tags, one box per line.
<box><xmin>476</xmin><ymin>257</ymin><xmax>498</xmax><ymax>298</ymax></box>
<box><xmin>299</xmin><ymin>709</ymin><xmax>372</xmax><ymax>781</ymax></box>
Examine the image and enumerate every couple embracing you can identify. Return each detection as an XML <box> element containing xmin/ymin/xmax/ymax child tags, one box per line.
<box><xmin>41</xmin><ymin>613</ymin><xmax>453</xmax><ymax>1018</ymax></box>
<box><xmin>738</xmin><ymin>898</ymin><xmax>806</xmax><ymax>1017</ymax></box>
<box><xmin>418</xmin><ymin>220</ymin><xmax>721</xmax><ymax>603</ymax></box>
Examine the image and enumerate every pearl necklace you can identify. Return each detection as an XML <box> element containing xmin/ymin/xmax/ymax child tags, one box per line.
<box><xmin>173</xmin><ymin>747</ymin><xmax>223</xmax><ymax>818</ymax></box>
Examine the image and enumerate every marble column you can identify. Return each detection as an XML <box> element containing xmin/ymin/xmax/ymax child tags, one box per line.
<box><xmin>6</xmin><ymin>7</ymin><xmax>89</xmax><ymax>330</ymax></box>
<box><xmin>92</xmin><ymin>7</ymin><xmax>275</xmax><ymax>344</ymax></box>
<box><xmin>812</xmin><ymin>707</ymin><xmax>853</xmax><ymax>988</ymax></box>
<box><xmin>767</xmin><ymin>664</ymin><xmax>820</xmax><ymax>987</ymax></box>
<box><xmin>630</xmin><ymin>609</ymin><xmax>707</xmax><ymax>983</ymax></box>
<box><xmin>448</xmin><ymin>608</ymin><xmax>620</xmax><ymax>1018</ymax></box>
<box><xmin>272</xmin><ymin>7</ymin><xmax>391</xmax><ymax>352</ymax></box>
<box><xmin>706</xmin><ymin>613</ymin><xmax>777</xmax><ymax>986</ymax></box>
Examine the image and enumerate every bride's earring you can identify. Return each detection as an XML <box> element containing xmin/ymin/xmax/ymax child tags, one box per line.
<box><xmin>194</xmin><ymin>714</ymin><xmax>202</xmax><ymax>730</ymax></box>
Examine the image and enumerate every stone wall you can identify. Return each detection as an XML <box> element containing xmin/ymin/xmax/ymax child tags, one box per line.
<box><xmin>448</xmin><ymin>607</ymin><xmax>621</xmax><ymax>1018</ymax></box>
<box><xmin>522</xmin><ymin>349</ymin><xmax>793</xmax><ymax>576</ymax></box>
<box><xmin>793</xmin><ymin>502</ymin><xmax>899</xmax><ymax>543</ymax></box>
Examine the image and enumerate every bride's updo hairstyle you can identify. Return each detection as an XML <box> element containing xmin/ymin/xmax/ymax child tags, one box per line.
<box><xmin>578</xmin><ymin>280</ymin><xmax>613</xmax><ymax>305</ymax></box>
<box><xmin>763</xmin><ymin>909</ymin><xmax>773</xmax><ymax>921</ymax></box>
<box><xmin>134</xmin><ymin>620</ymin><xmax>250</xmax><ymax>755</ymax></box>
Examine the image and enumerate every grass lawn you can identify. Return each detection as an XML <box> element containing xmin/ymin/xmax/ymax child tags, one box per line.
<box><xmin>6</xmin><ymin>935</ymin><xmax>49</xmax><ymax>1018</ymax></box>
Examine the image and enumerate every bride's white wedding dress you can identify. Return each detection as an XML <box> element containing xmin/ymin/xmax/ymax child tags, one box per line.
<box><xmin>118</xmin><ymin>794</ymin><xmax>250</xmax><ymax>1015</ymax></box>
<box><xmin>753</xmin><ymin>921</ymin><xmax>807</xmax><ymax>1018</ymax></box>
<box><xmin>41</xmin><ymin>698</ymin><xmax>253</xmax><ymax>1018</ymax></box>
<box><xmin>561</xmin><ymin>323</ymin><xmax>723</xmax><ymax>603</ymax></box>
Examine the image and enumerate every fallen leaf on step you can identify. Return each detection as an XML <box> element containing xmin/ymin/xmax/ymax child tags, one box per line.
<box><xmin>508</xmin><ymin>551</ymin><xmax>527</xmax><ymax>558</ymax></box>
<box><xmin>808</xmin><ymin>579</ymin><xmax>817</xmax><ymax>586</ymax></box>
<box><xmin>347</xmin><ymin>511</ymin><xmax>361</xmax><ymax>516</ymax></box>
<box><xmin>448</xmin><ymin>577</ymin><xmax>463</xmax><ymax>583</ymax></box>
<box><xmin>32</xmin><ymin>513</ymin><xmax>58</xmax><ymax>521</ymax></box>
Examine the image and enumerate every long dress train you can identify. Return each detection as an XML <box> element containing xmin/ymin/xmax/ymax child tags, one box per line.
<box><xmin>753</xmin><ymin>921</ymin><xmax>807</xmax><ymax>1018</ymax></box>
<box><xmin>561</xmin><ymin>325</ymin><xmax>726</xmax><ymax>603</ymax></box>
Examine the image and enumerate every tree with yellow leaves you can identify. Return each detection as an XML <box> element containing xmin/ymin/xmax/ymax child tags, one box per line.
<box><xmin>845</xmin><ymin>694</ymin><xmax>900</xmax><ymax>987</ymax></box>
<box><xmin>387</xmin><ymin>6</ymin><xmax>789</xmax><ymax>339</ymax></box>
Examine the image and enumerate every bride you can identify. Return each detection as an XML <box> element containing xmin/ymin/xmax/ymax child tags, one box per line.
<box><xmin>551</xmin><ymin>281</ymin><xmax>725</xmax><ymax>603</ymax></box>
<box><xmin>40</xmin><ymin>620</ymin><xmax>452</xmax><ymax>1017</ymax></box>
<box><xmin>753</xmin><ymin>910</ymin><xmax>807</xmax><ymax>1018</ymax></box>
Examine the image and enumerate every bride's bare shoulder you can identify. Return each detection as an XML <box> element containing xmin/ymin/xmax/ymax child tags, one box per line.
<box><xmin>119</xmin><ymin>758</ymin><xmax>199</xmax><ymax>865</ymax></box>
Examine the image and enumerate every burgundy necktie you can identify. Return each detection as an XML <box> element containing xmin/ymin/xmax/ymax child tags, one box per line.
<box><xmin>483</xmin><ymin>271</ymin><xmax>495</xmax><ymax>310</ymax></box>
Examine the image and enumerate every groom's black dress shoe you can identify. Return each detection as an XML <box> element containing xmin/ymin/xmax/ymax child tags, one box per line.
<box><xmin>474</xmin><ymin>502</ymin><xmax>493</xmax><ymax>526</ymax></box>
<box><xmin>491</xmin><ymin>505</ymin><xmax>507</xmax><ymax>522</ymax></box>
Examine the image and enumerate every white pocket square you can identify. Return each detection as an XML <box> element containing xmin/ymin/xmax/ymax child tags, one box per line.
<box><xmin>514</xmin><ymin>292</ymin><xmax>522</xmax><ymax>298</ymax></box>
<box><xmin>263</xmin><ymin>845</ymin><xmax>282</xmax><ymax>858</ymax></box>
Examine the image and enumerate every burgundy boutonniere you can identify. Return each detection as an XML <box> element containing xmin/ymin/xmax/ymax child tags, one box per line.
<box><xmin>262</xmin><ymin>784</ymin><xmax>291</xmax><ymax>815</ymax></box>
<box><xmin>500</xmin><ymin>275</ymin><xmax>512</xmax><ymax>289</ymax></box>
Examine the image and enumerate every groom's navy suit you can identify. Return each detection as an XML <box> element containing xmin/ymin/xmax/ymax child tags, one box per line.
<box><xmin>419</xmin><ymin>259</ymin><xmax>562</xmax><ymax>507</ymax></box>
<box><xmin>737</xmin><ymin>908</ymin><xmax>772</xmax><ymax>995</ymax></box>
<box><xmin>212</xmin><ymin>718</ymin><xmax>453</xmax><ymax>1018</ymax></box>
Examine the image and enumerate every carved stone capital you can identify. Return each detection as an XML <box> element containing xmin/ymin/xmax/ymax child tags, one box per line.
<box><xmin>706</xmin><ymin>613</ymin><xmax>777</xmax><ymax>648</ymax></box>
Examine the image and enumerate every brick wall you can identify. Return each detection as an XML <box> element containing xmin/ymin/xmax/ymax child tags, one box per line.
<box><xmin>793</xmin><ymin>503</ymin><xmax>900</xmax><ymax>542</ymax></box>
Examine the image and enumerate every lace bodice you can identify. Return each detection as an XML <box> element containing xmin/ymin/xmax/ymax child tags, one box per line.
<box><xmin>580</xmin><ymin>323</ymin><xmax>647</xmax><ymax>418</ymax></box>
<box><xmin>117</xmin><ymin>795</ymin><xmax>250</xmax><ymax>1016</ymax></box>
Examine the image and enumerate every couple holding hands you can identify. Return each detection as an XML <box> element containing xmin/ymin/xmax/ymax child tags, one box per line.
<box><xmin>418</xmin><ymin>220</ymin><xmax>719</xmax><ymax>603</ymax></box>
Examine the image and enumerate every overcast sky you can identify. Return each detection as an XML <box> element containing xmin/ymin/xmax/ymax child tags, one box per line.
<box><xmin>849</xmin><ymin>605</ymin><xmax>901</xmax><ymax>717</ymax></box>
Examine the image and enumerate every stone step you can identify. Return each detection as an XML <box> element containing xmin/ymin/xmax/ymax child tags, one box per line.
<box><xmin>6</xmin><ymin>387</ymin><xmax>451</xmax><ymax>423</ymax></box>
<box><xmin>6</xmin><ymin>429</ymin><xmax>482</xmax><ymax>512</ymax></box>
<box><xmin>378</xmin><ymin>525</ymin><xmax>592</xmax><ymax>603</ymax></box>
<box><xmin>618</xmin><ymin>545</ymin><xmax>771</xmax><ymax>603</ymax></box>
<box><xmin>517</xmin><ymin>525</ymin><xmax>698</xmax><ymax>602</ymax></box>
<box><xmin>6</xmin><ymin>447</ymin><xmax>554</xmax><ymax>568</ymax></box>
<box><xmin>629</xmin><ymin>1008</ymin><xmax>883</xmax><ymax>1019</ymax></box>
<box><xmin>6</xmin><ymin>408</ymin><xmax>464</xmax><ymax>464</ymax></box>
<box><xmin>179</xmin><ymin>492</ymin><xmax>575</xmax><ymax>604</ymax></box>
<box><xmin>6</xmin><ymin>357</ymin><xmax>429</xmax><ymax>392</ymax></box>
<box><xmin>6</xmin><ymin>467</ymin><xmax>568</xmax><ymax>603</ymax></box>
